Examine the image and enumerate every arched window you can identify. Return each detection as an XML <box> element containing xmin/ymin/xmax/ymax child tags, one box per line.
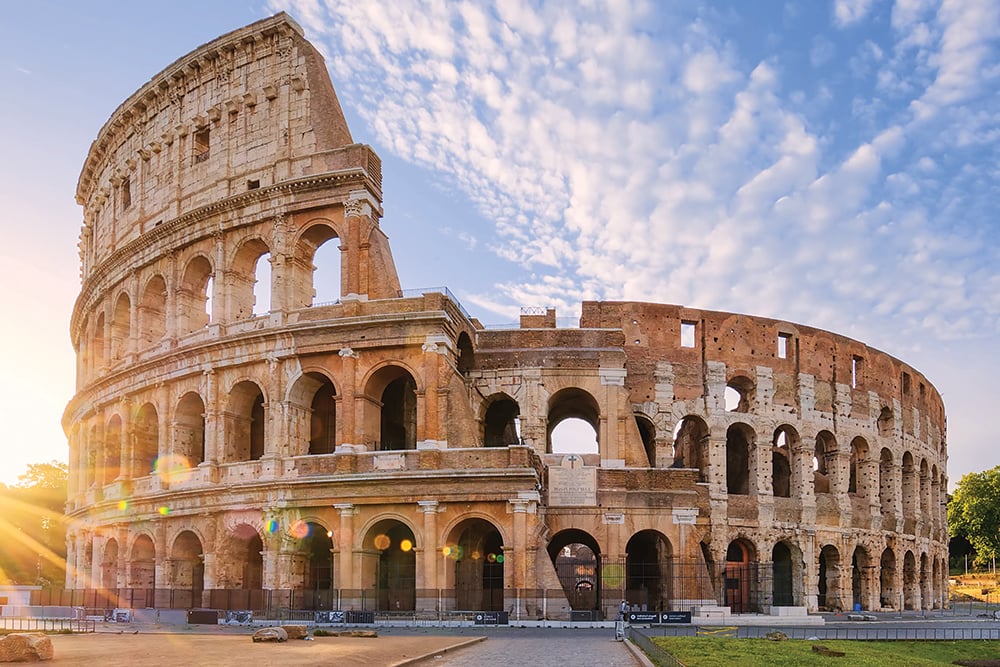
<box><xmin>364</xmin><ymin>366</ymin><xmax>418</xmax><ymax>451</ymax></box>
<box><xmin>226</xmin><ymin>381</ymin><xmax>266</xmax><ymax>461</ymax></box>
<box><xmin>635</xmin><ymin>415</ymin><xmax>656</xmax><ymax>467</ymax></box>
<box><xmin>547</xmin><ymin>388</ymin><xmax>600</xmax><ymax>455</ymax></box>
<box><xmin>138</xmin><ymin>276</ymin><xmax>167</xmax><ymax>349</ymax></box>
<box><xmin>482</xmin><ymin>394</ymin><xmax>520</xmax><ymax>447</ymax></box>
<box><xmin>179</xmin><ymin>256</ymin><xmax>213</xmax><ymax>334</ymax></box>
<box><xmin>726</xmin><ymin>424</ymin><xmax>753</xmax><ymax>495</ymax></box>
<box><xmin>725</xmin><ymin>376</ymin><xmax>755</xmax><ymax>413</ymax></box>
<box><xmin>175</xmin><ymin>392</ymin><xmax>206</xmax><ymax>466</ymax></box>
<box><xmin>230</xmin><ymin>239</ymin><xmax>271</xmax><ymax>321</ymax></box>
<box><xmin>110</xmin><ymin>293</ymin><xmax>131</xmax><ymax>360</ymax></box>
<box><xmin>133</xmin><ymin>403</ymin><xmax>159</xmax><ymax>477</ymax></box>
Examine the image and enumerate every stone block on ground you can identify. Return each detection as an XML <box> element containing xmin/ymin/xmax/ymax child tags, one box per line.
<box><xmin>252</xmin><ymin>627</ymin><xmax>288</xmax><ymax>643</ymax></box>
<box><xmin>0</xmin><ymin>632</ymin><xmax>54</xmax><ymax>662</ymax></box>
<box><xmin>281</xmin><ymin>625</ymin><xmax>308</xmax><ymax>639</ymax></box>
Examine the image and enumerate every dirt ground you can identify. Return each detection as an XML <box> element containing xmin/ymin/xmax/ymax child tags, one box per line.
<box><xmin>46</xmin><ymin>631</ymin><xmax>484</xmax><ymax>666</ymax></box>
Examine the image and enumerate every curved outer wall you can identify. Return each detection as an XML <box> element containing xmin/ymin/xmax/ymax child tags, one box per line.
<box><xmin>64</xmin><ymin>14</ymin><xmax>948</xmax><ymax>618</ymax></box>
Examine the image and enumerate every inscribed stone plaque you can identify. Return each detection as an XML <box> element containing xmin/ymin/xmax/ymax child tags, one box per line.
<box><xmin>374</xmin><ymin>454</ymin><xmax>405</xmax><ymax>471</ymax></box>
<box><xmin>548</xmin><ymin>455</ymin><xmax>597</xmax><ymax>506</ymax></box>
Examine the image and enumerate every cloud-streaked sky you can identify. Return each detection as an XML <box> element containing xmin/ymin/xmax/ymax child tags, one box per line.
<box><xmin>0</xmin><ymin>1</ymin><xmax>996</xmax><ymax>488</ymax></box>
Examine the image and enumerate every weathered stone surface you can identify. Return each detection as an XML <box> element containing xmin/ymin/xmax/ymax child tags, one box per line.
<box><xmin>0</xmin><ymin>633</ymin><xmax>54</xmax><ymax>662</ymax></box>
<box><xmin>280</xmin><ymin>625</ymin><xmax>308</xmax><ymax>640</ymax></box>
<box><xmin>252</xmin><ymin>627</ymin><xmax>288</xmax><ymax>643</ymax></box>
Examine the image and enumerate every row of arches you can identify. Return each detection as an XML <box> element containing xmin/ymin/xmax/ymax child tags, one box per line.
<box><xmin>77</xmin><ymin>222</ymin><xmax>343</xmax><ymax>378</ymax></box>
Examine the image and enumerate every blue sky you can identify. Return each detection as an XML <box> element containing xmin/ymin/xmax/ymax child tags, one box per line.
<box><xmin>0</xmin><ymin>0</ymin><xmax>996</xmax><ymax>488</ymax></box>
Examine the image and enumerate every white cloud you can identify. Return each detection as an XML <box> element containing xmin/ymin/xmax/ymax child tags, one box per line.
<box><xmin>834</xmin><ymin>0</ymin><xmax>877</xmax><ymax>26</ymax></box>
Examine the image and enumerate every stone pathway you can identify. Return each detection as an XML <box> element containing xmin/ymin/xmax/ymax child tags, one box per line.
<box><xmin>420</xmin><ymin>628</ymin><xmax>640</xmax><ymax>666</ymax></box>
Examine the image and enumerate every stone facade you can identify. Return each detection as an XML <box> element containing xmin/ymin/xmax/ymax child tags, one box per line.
<box><xmin>63</xmin><ymin>13</ymin><xmax>948</xmax><ymax>619</ymax></box>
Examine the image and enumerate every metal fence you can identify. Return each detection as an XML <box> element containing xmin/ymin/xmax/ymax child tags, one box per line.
<box><xmin>0</xmin><ymin>617</ymin><xmax>96</xmax><ymax>633</ymax></box>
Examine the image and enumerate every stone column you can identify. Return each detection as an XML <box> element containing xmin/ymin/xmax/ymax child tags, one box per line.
<box><xmin>417</xmin><ymin>500</ymin><xmax>440</xmax><ymax>611</ymax></box>
<box><xmin>509</xmin><ymin>497</ymin><xmax>534</xmax><ymax>619</ymax></box>
<box><xmin>338</xmin><ymin>348</ymin><xmax>358</xmax><ymax>446</ymax></box>
<box><xmin>335</xmin><ymin>504</ymin><xmax>357</xmax><ymax>607</ymax></box>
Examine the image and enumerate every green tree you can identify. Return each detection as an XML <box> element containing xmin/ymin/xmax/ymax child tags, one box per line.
<box><xmin>0</xmin><ymin>460</ymin><xmax>68</xmax><ymax>586</ymax></box>
<box><xmin>948</xmin><ymin>466</ymin><xmax>1000</xmax><ymax>568</ymax></box>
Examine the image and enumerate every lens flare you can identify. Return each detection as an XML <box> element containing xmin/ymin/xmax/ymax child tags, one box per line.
<box><xmin>602</xmin><ymin>562</ymin><xmax>625</xmax><ymax>587</ymax></box>
<box><xmin>157</xmin><ymin>506</ymin><xmax>170</xmax><ymax>516</ymax></box>
<box><xmin>154</xmin><ymin>454</ymin><xmax>193</xmax><ymax>484</ymax></box>
<box><xmin>441</xmin><ymin>545</ymin><xmax>453</xmax><ymax>557</ymax></box>
<box><xmin>117</xmin><ymin>500</ymin><xmax>130</xmax><ymax>512</ymax></box>
<box><xmin>399</xmin><ymin>538</ymin><xmax>413</xmax><ymax>552</ymax></box>
<box><xmin>288</xmin><ymin>520</ymin><xmax>310</xmax><ymax>539</ymax></box>
<box><xmin>373</xmin><ymin>534</ymin><xmax>391</xmax><ymax>550</ymax></box>
<box><xmin>265</xmin><ymin>519</ymin><xmax>279</xmax><ymax>534</ymax></box>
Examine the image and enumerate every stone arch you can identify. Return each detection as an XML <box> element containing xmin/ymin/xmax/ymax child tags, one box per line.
<box><xmin>771</xmin><ymin>541</ymin><xmax>797</xmax><ymax>607</ymax></box>
<box><xmin>104</xmin><ymin>414</ymin><xmax>123</xmax><ymax>485</ymax></box>
<box><xmin>634</xmin><ymin>414</ymin><xmax>656</xmax><ymax>467</ymax></box>
<box><xmin>673</xmin><ymin>416</ymin><xmax>709</xmax><ymax>480</ymax></box>
<box><xmin>101</xmin><ymin>538</ymin><xmax>119</xmax><ymax>592</ymax></box>
<box><xmin>362</xmin><ymin>518</ymin><xmax>417</xmax><ymax>611</ymax></box>
<box><xmin>771</xmin><ymin>427</ymin><xmax>793</xmax><ymax>498</ymax></box>
<box><xmin>128</xmin><ymin>534</ymin><xmax>156</xmax><ymax>591</ymax></box>
<box><xmin>880</xmin><ymin>547</ymin><xmax>897</xmax><ymax>608</ymax></box>
<box><xmin>903</xmin><ymin>550</ymin><xmax>918</xmax><ymax>610</ymax></box>
<box><xmin>92</xmin><ymin>311</ymin><xmax>106</xmax><ymax>370</ymax></box>
<box><xmin>725</xmin><ymin>374</ymin><xmax>755</xmax><ymax>413</ymax></box>
<box><xmin>849</xmin><ymin>436</ymin><xmax>870</xmax><ymax>496</ymax></box>
<box><xmin>229</xmin><ymin>237</ymin><xmax>271</xmax><ymax>321</ymax></box>
<box><xmin>290</xmin><ymin>520</ymin><xmax>335</xmax><ymax>604</ymax></box>
<box><xmin>286</xmin><ymin>371</ymin><xmax>338</xmax><ymax>456</ymax></box>
<box><xmin>292</xmin><ymin>219</ymin><xmax>341</xmax><ymax>309</ymax></box>
<box><xmin>877</xmin><ymin>406</ymin><xmax>894</xmax><ymax>437</ymax></box>
<box><xmin>445</xmin><ymin>517</ymin><xmax>505</xmax><ymax>611</ymax></box>
<box><xmin>133</xmin><ymin>402</ymin><xmax>159</xmax><ymax>478</ymax></box>
<box><xmin>725</xmin><ymin>538</ymin><xmax>757</xmax><ymax>613</ymax></box>
<box><xmin>138</xmin><ymin>274</ymin><xmax>167</xmax><ymax>349</ymax></box>
<box><xmin>110</xmin><ymin>291</ymin><xmax>131</xmax><ymax>360</ymax></box>
<box><xmin>901</xmin><ymin>451</ymin><xmax>917</xmax><ymax>529</ymax></box>
<box><xmin>481</xmin><ymin>393</ymin><xmax>520</xmax><ymax>447</ymax></box>
<box><xmin>726</xmin><ymin>423</ymin><xmax>754</xmax><ymax>495</ymax></box>
<box><xmin>879</xmin><ymin>448</ymin><xmax>895</xmax><ymax>519</ymax></box>
<box><xmin>363</xmin><ymin>364</ymin><xmax>418</xmax><ymax>451</ymax></box>
<box><xmin>625</xmin><ymin>530</ymin><xmax>672</xmax><ymax>611</ymax></box>
<box><xmin>225</xmin><ymin>523</ymin><xmax>263</xmax><ymax>591</ymax></box>
<box><xmin>818</xmin><ymin>544</ymin><xmax>842</xmax><ymax>611</ymax></box>
<box><xmin>178</xmin><ymin>254</ymin><xmax>213</xmax><ymax>334</ymax></box>
<box><xmin>547</xmin><ymin>529</ymin><xmax>603</xmax><ymax>614</ymax></box>
<box><xmin>225</xmin><ymin>380</ymin><xmax>266</xmax><ymax>461</ymax></box>
<box><xmin>174</xmin><ymin>392</ymin><xmax>206</xmax><ymax>466</ymax></box>
<box><xmin>813</xmin><ymin>430</ymin><xmax>837</xmax><ymax>494</ymax></box>
<box><xmin>851</xmin><ymin>545</ymin><xmax>872</xmax><ymax>611</ymax></box>
<box><xmin>919</xmin><ymin>458</ymin><xmax>931</xmax><ymax>523</ymax></box>
<box><xmin>456</xmin><ymin>331</ymin><xmax>474</xmax><ymax>374</ymax></box>
<box><xmin>547</xmin><ymin>387</ymin><xmax>600</xmax><ymax>455</ymax></box>
<box><xmin>169</xmin><ymin>530</ymin><xmax>204</xmax><ymax>602</ymax></box>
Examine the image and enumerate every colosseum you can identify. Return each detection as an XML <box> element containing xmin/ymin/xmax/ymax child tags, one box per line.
<box><xmin>62</xmin><ymin>13</ymin><xmax>948</xmax><ymax>622</ymax></box>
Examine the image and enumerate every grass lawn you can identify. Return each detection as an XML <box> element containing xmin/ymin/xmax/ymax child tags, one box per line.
<box><xmin>652</xmin><ymin>636</ymin><xmax>1000</xmax><ymax>666</ymax></box>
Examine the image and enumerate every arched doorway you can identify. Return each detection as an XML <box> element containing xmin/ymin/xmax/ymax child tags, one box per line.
<box><xmin>364</xmin><ymin>367</ymin><xmax>418</xmax><ymax>451</ymax></box>
<box><xmin>672</xmin><ymin>416</ymin><xmax>709</xmax><ymax>480</ymax></box>
<box><xmin>101</xmin><ymin>538</ymin><xmax>119</xmax><ymax>593</ymax></box>
<box><xmin>852</xmin><ymin>546</ymin><xmax>871</xmax><ymax>611</ymax></box>
<box><xmin>170</xmin><ymin>531</ymin><xmax>204</xmax><ymax>607</ymax></box>
<box><xmin>726</xmin><ymin>425</ymin><xmax>752</xmax><ymax>495</ymax></box>
<box><xmin>482</xmin><ymin>394</ymin><xmax>520</xmax><ymax>447</ymax></box>
<box><xmin>903</xmin><ymin>551</ymin><xmax>918</xmax><ymax>610</ymax></box>
<box><xmin>363</xmin><ymin>520</ymin><xmax>416</xmax><ymax>611</ymax></box>
<box><xmin>548</xmin><ymin>530</ymin><xmax>603</xmax><ymax>617</ymax></box>
<box><xmin>625</xmin><ymin>530</ymin><xmax>672</xmax><ymax>611</ymax></box>
<box><xmin>725</xmin><ymin>539</ymin><xmax>756</xmax><ymax>613</ymax></box>
<box><xmin>547</xmin><ymin>388</ymin><xmax>600</xmax><ymax>455</ymax></box>
<box><xmin>880</xmin><ymin>548</ymin><xmax>896</xmax><ymax>609</ymax></box>
<box><xmin>293</xmin><ymin>521</ymin><xmax>334</xmax><ymax>610</ymax></box>
<box><xmin>772</xmin><ymin>542</ymin><xmax>794</xmax><ymax>606</ymax></box>
<box><xmin>129</xmin><ymin>535</ymin><xmax>156</xmax><ymax>607</ymax></box>
<box><xmin>447</xmin><ymin>518</ymin><xmax>504</xmax><ymax>611</ymax></box>
<box><xmin>818</xmin><ymin>545</ymin><xmax>841</xmax><ymax>611</ymax></box>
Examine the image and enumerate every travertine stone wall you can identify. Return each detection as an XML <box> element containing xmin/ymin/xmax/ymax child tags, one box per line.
<box><xmin>64</xmin><ymin>13</ymin><xmax>948</xmax><ymax>619</ymax></box>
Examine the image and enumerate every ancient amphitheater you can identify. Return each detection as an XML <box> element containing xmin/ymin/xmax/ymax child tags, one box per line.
<box><xmin>63</xmin><ymin>13</ymin><xmax>948</xmax><ymax>621</ymax></box>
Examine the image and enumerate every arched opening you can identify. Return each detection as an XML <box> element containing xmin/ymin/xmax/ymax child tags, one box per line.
<box><xmin>133</xmin><ymin>403</ymin><xmax>158</xmax><ymax>478</ymax></box>
<box><xmin>138</xmin><ymin>275</ymin><xmax>167</xmax><ymax>349</ymax></box>
<box><xmin>311</xmin><ymin>237</ymin><xmax>342</xmax><ymax>305</ymax></box>
<box><xmin>482</xmin><ymin>394</ymin><xmax>520</xmax><ymax>447</ymax></box>
<box><xmin>919</xmin><ymin>458</ymin><xmax>930</xmax><ymax>520</ymax></box>
<box><xmin>128</xmin><ymin>534</ymin><xmax>156</xmax><ymax>600</ymax></box>
<box><xmin>879</xmin><ymin>448</ymin><xmax>895</xmax><ymax>518</ymax></box>
<box><xmin>818</xmin><ymin>545</ymin><xmax>841</xmax><ymax>611</ymax></box>
<box><xmin>725</xmin><ymin>376</ymin><xmax>754</xmax><ymax>412</ymax></box>
<box><xmin>447</xmin><ymin>518</ymin><xmax>504</xmax><ymax>611</ymax></box>
<box><xmin>548</xmin><ymin>530</ymin><xmax>602</xmax><ymax>615</ymax></box>
<box><xmin>104</xmin><ymin>415</ymin><xmax>122</xmax><ymax>485</ymax></box>
<box><xmin>726</xmin><ymin>424</ymin><xmax>753</xmax><ymax>495</ymax></box>
<box><xmin>634</xmin><ymin>415</ymin><xmax>656</xmax><ymax>467</ymax></box>
<box><xmin>363</xmin><ymin>520</ymin><xmax>416</xmax><ymax>611</ymax></box>
<box><xmin>903</xmin><ymin>551</ymin><xmax>917</xmax><ymax>610</ymax></box>
<box><xmin>101</xmin><ymin>538</ymin><xmax>119</xmax><ymax>592</ymax></box>
<box><xmin>672</xmin><ymin>416</ymin><xmax>709</xmax><ymax>479</ymax></box>
<box><xmin>230</xmin><ymin>238</ymin><xmax>271</xmax><ymax>321</ymax></box>
<box><xmin>175</xmin><ymin>392</ymin><xmax>206</xmax><ymax>466</ymax></box>
<box><xmin>849</xmin><ymin>437</ymin><xmax>869</xmax><ymax>496</ymax></box>
<box><xmin>226</xmin><ymin>381</ymin><xmax>265</xmax><ymax>461</ymax></box>
<box><xmin>292</xmin><ymin>521</ymin><xmax>334</xmax><ymax>610</ymax></box>
<box><xmin>771</xmin><ymin>429</ymin><xmax>791</xmax><ymax>498</ymax></box>
<box><xmin>880</xmin><ymin>548</ymin><xmax>896</xmax><ymax>609</ymax></box>
<box><xmin>229</xmin><ymin>524</ymin><xmax>263</xmax><ymax>595</ymax></box>
<box><xmin>110</xmin><ymin>293</ymin><xmax>131</xmax><ymax>360</ymax></box>
<box><xmin>813</xmin><ymin>431</ymin><xmax>836</xmax><ymax>494</ymax></box>
<box><xmin>179</xmin><ymin>255</ymin><xmax>213</xmax><ymax>334</ymax></box>
<box><xmin>456</xmin><ymin>332</ymin><xmax>474</xmax><ymax>374</ymax></box>
<box><xmin>851</xmin><ymin>547</ymin><xmax>870</xmax><ymax>611</ymax></box>
<box><xmin>170</xmin><ymin>531</ymin><xmax>204</xmax><ymax>607</ymax></box>
<box><xmin>547</xmin><ymin>388</ymin><xmax>600</xmax><ymax>455</ymax></box>
<box><xmin>308</xmin><ymin>376</ymin><xmax>337</xmax><ymax>455</ymax></box>
<box><xmin>381</xmin><ymin>375</ymin><xmax>417</xmax><ymax>450</ymax></box>
<box><xmin>920</xmin><ymin>553</ymin><xmax>931</xmax><ymax>610</ymax></box>
<box><xmin>93</xmin><ymin>312</ymin><xmax>106</xmax><ymax>370</ymax></box>
<box><xmin>625</xmin><ymin>530</ymin><xmax>672</xmax><ymax>612</ymax></box>
<box><xmin>901</xmin><ymin>452</ymin><xmax>917</xmax><ymax>528</ymax></box>
<box><xmin>771</xmin><ymin>542</ymin><xmax>794</xmax><ymax>606</ymax></box>
<box><xmin>725</xmin><ymin>539</ymin><xmax>756</xmax><ymax>613</ymax></box>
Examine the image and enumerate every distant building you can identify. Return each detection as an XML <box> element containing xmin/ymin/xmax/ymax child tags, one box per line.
<box><xmin>64</xmin><ymin>13</ymin><xmax>948</xmax><ymax>619</ymax></box>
